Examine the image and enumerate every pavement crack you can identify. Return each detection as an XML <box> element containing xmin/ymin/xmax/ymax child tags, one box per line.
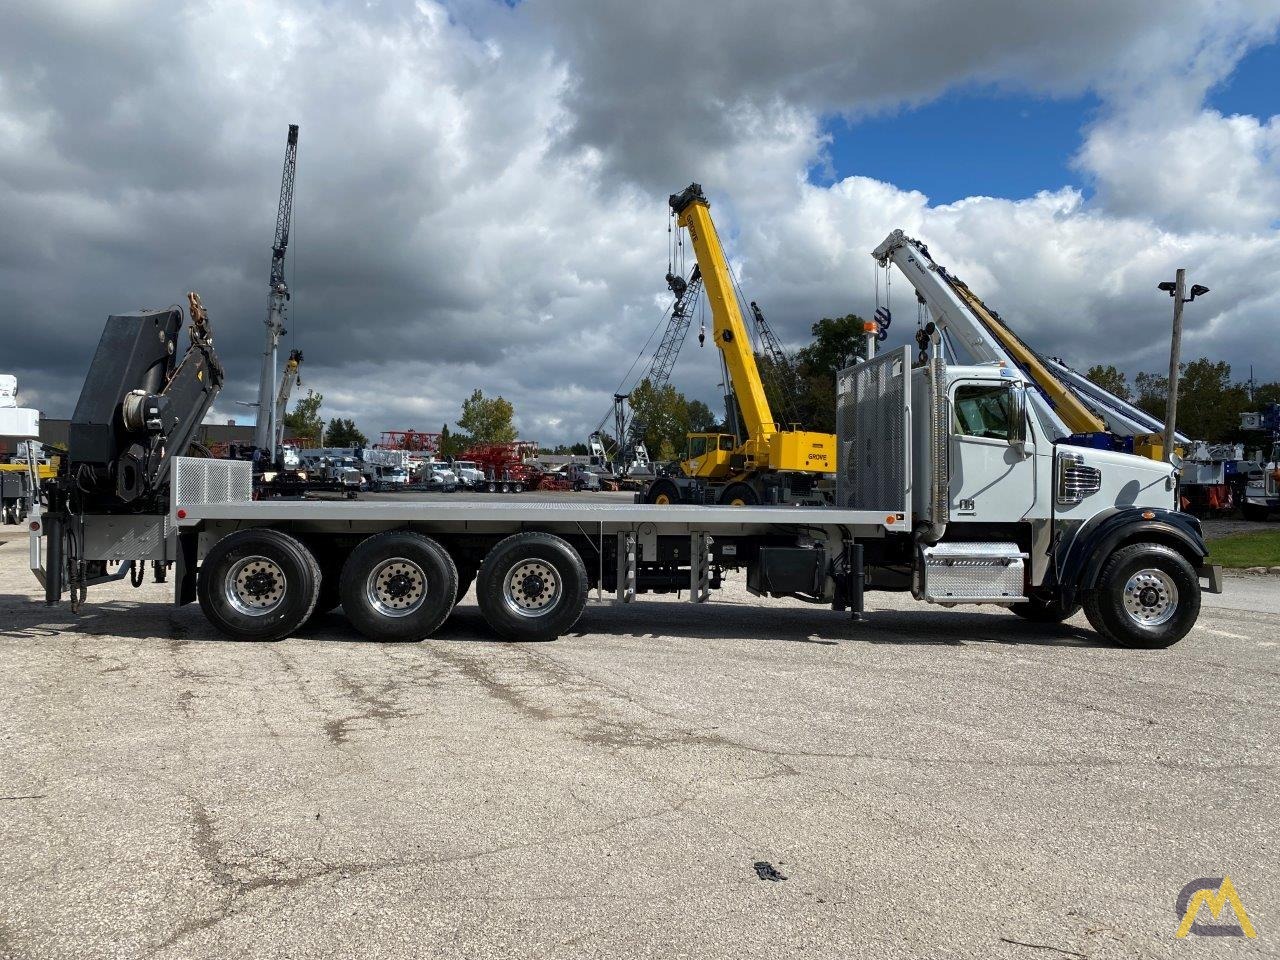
<box><xmin>998</xmin><ymin>937</ymin><xmax>1090</xmax><ymax>959</ymax></box>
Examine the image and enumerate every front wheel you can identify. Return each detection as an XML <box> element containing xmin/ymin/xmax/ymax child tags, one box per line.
<box><xmin>476</xmin><ymin>532</ymin><xmax>588</xmax><ymax>641</ymax></box>
<box><xmin>1083</xmin><ymin>543</ymin><xmax>1200</xmax><ymax>649</ymax></box>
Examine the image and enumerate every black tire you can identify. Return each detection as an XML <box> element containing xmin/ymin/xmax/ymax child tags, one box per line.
<box><xmin>340</xmin><ymin>532</ymin><xmax>457</xmax><ymax>642</ymax></box>
<box><xmin>487</xmin><ymin>480</ymin><xmax>497</xmax><ymax>493</ymax></box>
<box><xmin>1010</xmin><ymin>595</ymin><xmax>1080</xmax><ymax>623</ymax></box>
<box><xmin>476</xmin><ymin>532</ymin><xmax>589</xmax><ymax>641</ymax></box>
<box><xmin>197</xmin><ymin>529</ymin><xmax>320</xmax><ymax>641</ymax></box>
<box><xmin>1242</xmin><ymin>503</ymin><xmax>1270</xmax><ymax>522</ymax></box>
<box><xmin>719</xmin><ymin>482</ymin><xmax>758</xmax><ymax>506</ymax></box>
<box><xmin>646</xmin><ymin>478</ymin><xmax>682</xmax><ymax>505</ymax></box>
<box><xmin>1082</xmin><ymin>543</ymin><xmax>1201</xmax><ymax>649</ymax></box>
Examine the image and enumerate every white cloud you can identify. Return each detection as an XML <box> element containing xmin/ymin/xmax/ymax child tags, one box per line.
<box><xmin>1079</xmin><ymin>105</ymin><xmax>1280</xmax><ymax>232</ymax></box>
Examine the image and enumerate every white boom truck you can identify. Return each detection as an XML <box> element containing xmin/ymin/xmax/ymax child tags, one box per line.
<box><xmin>30</xmin><ymin>252</ymin><xmax>1220</xmax><ymax>646</ymax></box>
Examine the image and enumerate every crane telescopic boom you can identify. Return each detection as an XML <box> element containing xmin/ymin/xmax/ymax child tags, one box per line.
<box><xmin>272</xmin><ymin>348</ymin><xmax>303</xmax><ymax>454</ymax></box>
<box><xmin>670</xmin><ymin>184</ymin><xmax>777</xmax><ymax>442</ymax></box>
<box><xmin>253</xmin><ymin>123</ymin><xmax>299</xmax><ymax>457</ymax></box>
<box><xmin>872</xmin><ymin>229</ymin><xmax>1106</xmax><ymax>440</ymax></box>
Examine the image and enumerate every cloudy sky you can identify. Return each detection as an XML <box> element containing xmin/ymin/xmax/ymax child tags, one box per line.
<box><xmin>3</xmin><ymin>0</ymin><xmax>1280</xmax><ymax>445</ymax></box>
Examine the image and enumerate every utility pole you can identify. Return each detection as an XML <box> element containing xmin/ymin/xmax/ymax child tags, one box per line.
<box><xmin>1158</xmin><ymin>270</ymin><xmax>1209</xmax><ymax>462</ymax></box>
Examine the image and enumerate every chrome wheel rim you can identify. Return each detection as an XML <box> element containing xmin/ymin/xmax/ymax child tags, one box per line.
<box><xmin>366</xmin><ymin>558</ymin><xmax>428</xmax><ymax>618</ymax></box>
<box><xmin>225</xmin><ymin>556</ymin><xmax>287</xmax><ymax>616</ymax></box>
<box><xmin>502</xmin><ymin>559</ymin><xmax>562</xmax><ymax>619</ymax></box>
<box><xmin>1123</xmin><ymin>568</ymin><xmax>1178</xmax><ymax>627</ymax></box>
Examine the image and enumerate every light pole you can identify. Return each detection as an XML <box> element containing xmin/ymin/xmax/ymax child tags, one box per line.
<box><xmin>1157</xmin><ymin>271</ymin><xmax>1209</xmax><ymax>462</ymax></box>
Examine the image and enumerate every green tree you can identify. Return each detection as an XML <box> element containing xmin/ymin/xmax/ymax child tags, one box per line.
<box><xmin>1177</xmin><ymin>359</ymin><xmax>1249</xmax><ymax>442</ymax></box>
<box><xmin>1085</xmin><ymin>364</ymin><xmax>1131</xmax><ymax>401</ymax></box>
<box><xmin>686</xmin><ymin>399</ymin><xmax>717</xmax><ymax>433</ymax></box>
<box><xmin>794</xmin><ymin>314</ymin><xmax>866</xmax><ymax>381</ymax></box>
<box><xmin>323</xmin><ymin>417</ymin><xmax>367</xmax><ymax>448</ymax></box>
<box><xmin>791</xmin><ymin>313</ymin><xmax>867</xmax><ymax>434</ymax></box>
<box><xmin>1134</xmin><ymin>371</ymin><xmax>1168</xmax><ymax>420</ymax></box>
<box><xmin>282</xmin><ymin>389</ymin><xmax>324</xmax><ymax>447</ymax></box>
<box><xmin>628</xmin><ymin>379</ymin><xmax>691</xmax><ymax>457</ymax></box>
<box><xmin>439</xmin><ymin>423</ymin><xmax>466</xmax><ymax>458</ymax></box>
<box><xmin>457</xmin><ymin>389</ymin><xmax>517</xmax><ymax>444</ymax></box>
<box><xmin>1254</xmin><ymin>381</ymin><xmax>1280</xmax><ymax>405</ymax></box>
<box><xmin>1133</xmin><ymin>359</ymin><xmax>1253</xmax><ymax>442</ymax></box>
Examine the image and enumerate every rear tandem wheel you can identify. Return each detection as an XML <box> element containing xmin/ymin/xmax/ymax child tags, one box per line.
<box><xmin>475</xmin><ymin>532</ymin><xmax>589</xmax><ymax>641</ymax></box>
<box><xmin>197</xmin><ymin>529</ymin><xmax>321</xmax><ymax>641</ymax></box>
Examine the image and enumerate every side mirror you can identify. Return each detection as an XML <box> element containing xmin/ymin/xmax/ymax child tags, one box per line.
<box><xmin>1009</xmin><ymin>386</ymin><xmax>1030</xmax><ymax>455</ymax></box>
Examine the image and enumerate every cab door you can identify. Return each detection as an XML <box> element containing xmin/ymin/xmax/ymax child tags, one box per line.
<box><xmin>948</xmin><ymin>379</ymin><xmax>1037</xmax><ymax>523</ymax></box>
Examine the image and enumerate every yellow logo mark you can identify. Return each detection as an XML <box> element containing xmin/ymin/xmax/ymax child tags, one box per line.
<box><xmin>1176</xmin><ymin>876</ymin><xmax>1256</xmax><ymax>939</ymax></box>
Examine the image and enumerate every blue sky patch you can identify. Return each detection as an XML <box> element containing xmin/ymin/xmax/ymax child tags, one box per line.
<box><xmin>1208</xmin><ymin>41</ymin><xmax>1280</xmax><ymax>119</ymax></box>
<box><xmin>814</xmin><ymin>89</ymin><xmax>1100</xmax><ymax>203</ymax></box>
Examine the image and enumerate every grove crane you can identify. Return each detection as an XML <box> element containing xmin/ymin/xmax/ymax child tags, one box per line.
<box><xmin>645</xmin><ymin>184</ymin><xmax>835</xmax><ymax>506</ymax></box>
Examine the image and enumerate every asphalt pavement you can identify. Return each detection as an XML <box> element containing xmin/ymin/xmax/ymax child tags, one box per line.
<box><xmin>0</xmin><ymin>537</ymin><xmax>1275</xmax><ymax>959</ymax></box>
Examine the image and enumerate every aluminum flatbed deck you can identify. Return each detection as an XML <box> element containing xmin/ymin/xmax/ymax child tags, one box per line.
<box><xmin>175</xmin><ymin>496</ymin><xmax>904</xmax><ymax>534</ymax></box>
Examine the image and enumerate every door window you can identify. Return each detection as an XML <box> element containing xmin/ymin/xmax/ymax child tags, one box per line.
<box><xmin>953</xmin><ymin>384</ymin><xmax>1014</xmax><ymax>441</ymax></box>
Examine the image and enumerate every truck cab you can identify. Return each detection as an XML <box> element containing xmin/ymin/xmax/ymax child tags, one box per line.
<box><xmin>838</xmin><ymin>344</ymin><xmax>1217</xmax><ymax>649</ymax></box>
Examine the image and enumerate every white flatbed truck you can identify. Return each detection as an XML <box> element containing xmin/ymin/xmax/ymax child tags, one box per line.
<box><xmin>28</xmin><ymin>294</ymin><xmax>1221</xmax><ymax>648</ymax></box>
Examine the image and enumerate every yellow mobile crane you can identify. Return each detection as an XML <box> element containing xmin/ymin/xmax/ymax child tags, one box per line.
<box><xmin>645</xmin><ymin>184</ymin><xmax>836</xmax><ymax>506</ymax></box>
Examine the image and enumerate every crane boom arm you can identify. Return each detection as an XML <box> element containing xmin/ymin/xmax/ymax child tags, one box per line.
<box><xmin>872</xmin><ymin>229</ymin><xmax>1106</xmax><ymax>437</ymax></box>
<box><xmin>272</xmin><ymin>349</ymin><xmax>303</xmax><ymax>453</ymax></box>
<box><xmin>269</xmin><ymin>124</ymin><xmax>299</xmax><ymax>289</ymax></box>
<box><xmin>670</xmin><ymin>184</ymin><xmax>776</xmax><ymax>441</ymax></box>
<box><xmin>254</xmin><ymin>123</ymin><xmax>299</xmax><ymax>455</ymax></box>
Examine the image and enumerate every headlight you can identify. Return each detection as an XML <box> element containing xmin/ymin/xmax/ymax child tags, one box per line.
<box><xmin>1057</xmin><ymin>453</ymin><xmax>1102</xmax><ymax>506</ymax></box>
